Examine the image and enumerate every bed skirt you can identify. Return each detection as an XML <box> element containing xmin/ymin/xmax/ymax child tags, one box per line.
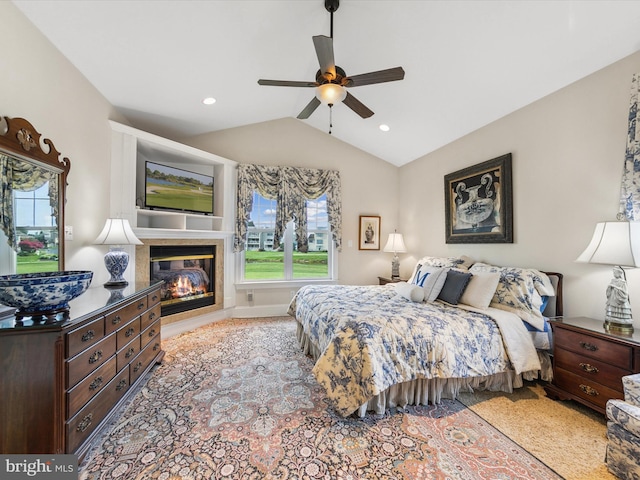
<box><xmin>296</xmin><ymin>322</ymin><xmax>553</xmax><ymax>417</ymax></box>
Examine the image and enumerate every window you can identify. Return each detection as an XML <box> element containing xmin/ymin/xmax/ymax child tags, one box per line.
<box><xmin>243</xmin><ymin>192</ymin><xmax>332</xmax><ymax>281</ymax></box>
<box><xmin>12</xmin><ymin>182</ymin><xmax>58</xmax><ymax>274</ymax></box>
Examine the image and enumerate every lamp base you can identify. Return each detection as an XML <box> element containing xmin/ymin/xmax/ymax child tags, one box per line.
<box><xmin>391</xmin><ymin>254</ymin><xmax>400</xmax><ymax>280</ymax></box>
<box><xmin>104</xmin><ymin>248</ymin><xmax>130</xmax><ymax>287</ymax></box>
<box><xmin>604</xmin><ymin>320</ymin><xmax>634</xmax><ymax>334</ymax></box>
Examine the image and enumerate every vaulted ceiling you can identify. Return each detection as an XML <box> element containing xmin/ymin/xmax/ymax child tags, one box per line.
<box><xmin>13</xmin><ymin>0</ymin><xmax>640</xmax><ymax>166</ymax></box>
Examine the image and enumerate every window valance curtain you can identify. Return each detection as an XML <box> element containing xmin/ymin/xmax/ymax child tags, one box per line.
<box><xmin>620</xmin><ymin>73</ymin><xmax>640</xmax><ymax>220</ymax></box>
<box><xmin>0</xmin><ymin>154</ymin><xmax>58</xmax><ymax>251</ymax></box>
<box><xmin>234</xmin><ymin>164</ymin><xmax>342</xmax><ymax>253</ymax></box>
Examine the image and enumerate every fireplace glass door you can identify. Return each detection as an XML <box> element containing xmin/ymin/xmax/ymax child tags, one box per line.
<box><xmin>150</xmin><ymin>245</ymin><xmax>215</xmax><ymax>316</ymax></box>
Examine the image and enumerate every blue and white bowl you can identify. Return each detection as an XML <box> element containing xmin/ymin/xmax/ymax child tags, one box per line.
<box><xmin>0</xmin><ymin>270</ymin><xmax>93</xmax><ymax>314</ymax></box>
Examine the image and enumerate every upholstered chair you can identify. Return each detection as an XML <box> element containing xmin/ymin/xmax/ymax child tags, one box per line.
<box><xmin>606</xmin><ymin>373</ymin><xmax>640</xmax><ymax>479</ymax></box>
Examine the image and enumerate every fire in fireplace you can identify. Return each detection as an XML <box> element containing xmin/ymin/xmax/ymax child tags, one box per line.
<box><xmin>149</xmin><ymin>245</ymin><xmax>215</xmax><ymax>316</ymax></box>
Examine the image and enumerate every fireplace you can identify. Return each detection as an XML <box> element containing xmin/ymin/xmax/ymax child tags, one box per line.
<box><xmin>149</xmin><ymin>245</ymin><xmax>215</xmax><ymax>316</ymax></box>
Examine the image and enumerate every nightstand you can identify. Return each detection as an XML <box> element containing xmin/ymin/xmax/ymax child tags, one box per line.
<box><xmin>544</xmin><ymin>317</ymin><xmax>640</xmax><ymax>414</ymax></box>
<box><xmin>378</xmin><ymin>276</ymin><xmax>407</xmax><ymax>285</ymax></box>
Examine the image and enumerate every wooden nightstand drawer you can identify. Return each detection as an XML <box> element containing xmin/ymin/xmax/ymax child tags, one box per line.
<box><xmin>105</xmin><ymin>298</ymin><xmax>148</xmax><ymax>335</ymax></box>
<box><xmin>67</xmin><ymin>355</ymin><xmax>117</xmax><ymax>418</ymax></box>
<box><xmin>116</xmin><ymin>317</ymin><xmax>141</xmax><ymax>350</ymax></box>
<box><xmin>554</xmin><ymin>367</ymin><xmax>623</xmax><ymax>411</ymax></box>
<box><xmin>67</xmin><ymin>333</ymin><xmax>117</xmax><ymax>388</ymax></box>
<box><xmin>554</xmin><ymin>347</ymin><xmax>627</xmax><ymax>392</ymax></box>
<box><xmin>554</xmin><ymin>327</ymin><xmax>633</xmax><ymax>369</ymax></box>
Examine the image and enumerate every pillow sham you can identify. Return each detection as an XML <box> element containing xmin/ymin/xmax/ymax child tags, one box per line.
<box><xmin>469</xmin><ymin>262</ymin><xmax>555</xmax><ymax>329</ymax></box>
<box><xmin>394</xmin><ymin>281</ymin><xmax>425</xmax><ymax>302</ymax></box>
<box><xmin>459</xmin><ymin>272</ymin><xmax>501</xmax><ymax>309</ymax></box>
<box><xmin>411</xmin><ymin>265</ymin><xmax>447</xmax><ymax>302</ymax></box>
<box><xmin>408</xmin><ymin>254</ymin><xmax>475</xmax><ymax>283</ymax></box>
<box><xmin>437</xmin><ymin>270</ymin><xmax>473</xmax><ymax>305</ymax></box>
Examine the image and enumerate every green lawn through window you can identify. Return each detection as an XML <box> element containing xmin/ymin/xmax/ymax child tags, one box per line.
<box><xmin>245</xmin><ymin>250</ymin><xmax>328</xmax><ymax>280</ymax></box>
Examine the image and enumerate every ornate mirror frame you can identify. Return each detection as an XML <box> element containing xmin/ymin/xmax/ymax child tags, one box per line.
<box><xmin>0</xmin><ymin>116</ymin><xmax>70</xmax><ymax>270</ymax></box>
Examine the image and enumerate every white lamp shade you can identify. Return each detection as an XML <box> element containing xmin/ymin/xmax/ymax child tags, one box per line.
<box><xmin>576</xmin><ymin>221</ymin><xmax>640</xmax><ymax>267</ymax></box>
<box><xmin>383</xmin><ymin>233</ymin><xmax>407</xmax><ymax>253</ymax></box>
<box><xmin>315</xmin><ymin>83</ymin><xmax>347</xmax><ymax>105</ymax></box>
<box><xmin>94</xmin><ymin>218</ymin><xmax>143</xmax><ymax>246</ymax></box>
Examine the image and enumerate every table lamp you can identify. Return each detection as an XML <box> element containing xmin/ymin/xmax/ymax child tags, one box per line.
<box><xmin>383</xmin><ymin>231</ymin><xmax>407</xmax><ymax>280</ymax></box>
<box><xmin>576</xmin><ymin>220</ymin><xmax>640</xmax><ymax>333</ymax></box>
<box><xmin>94</xmin><ymin>218</ymin><xmax>143</xmax><ymax>287</ymax></box>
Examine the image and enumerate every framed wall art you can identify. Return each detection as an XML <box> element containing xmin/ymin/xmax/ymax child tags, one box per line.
<box><xmin>359</xmin><ymin>215</ymin><xmax>381</xmax><ymax>250</ymax></box>
<box><xmin>444</xmin><ymin>153</ymin><xmax>513</xmax><ymax>244</ymax></box>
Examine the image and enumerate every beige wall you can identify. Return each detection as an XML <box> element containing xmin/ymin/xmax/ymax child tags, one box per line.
<box><xmin>185</xmin><ymin>118</ymin><xmax>400</xmax><ymax>308</ymax></box>
<box><xmin>0</xmin><ymin>2</ymin><xmax>129</xmax><ymax>284</ymax></box>
<box><xmin>399</xmin><ymin>50</ymin><xmax>640</xmax><ymax>324</ymax></box>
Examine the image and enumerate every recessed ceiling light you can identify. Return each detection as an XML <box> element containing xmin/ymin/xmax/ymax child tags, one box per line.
<box><xmin>202</xmin><ymin>97</ymin><xmax>216</xmax><ymax>105</ymax></box>
<box><xmin>379</xmin><ymin>124</ymin><xmax>390</xmax><ymax>132</ymax></box>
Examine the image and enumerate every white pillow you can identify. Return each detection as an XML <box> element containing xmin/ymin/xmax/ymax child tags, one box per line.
<box><xmin>411</xmin><ymin>265</ymin><xmax>447</xmax><ymax>303</ymax></box>
<box><xmin>394</xmin><ymin>281</ymin><xmax>425</xmax><ymax>302</ymax></box>
<box><xmin>459</xmin><ymin>272</ymin><xmax>501</xmax><ymax>309</ymax></box>
<box><xmin>408</xmin><ymin>255</ymin><xmax>475</xmax><ymax>283</ymax></box>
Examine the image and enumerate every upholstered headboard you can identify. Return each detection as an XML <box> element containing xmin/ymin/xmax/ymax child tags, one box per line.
<box><xmin>542</xmin><ymin>271</ymin><xmax>563</xmax><ymax>318</ymax></box>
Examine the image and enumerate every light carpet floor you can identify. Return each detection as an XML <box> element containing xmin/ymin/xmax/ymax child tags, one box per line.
<box><xmin>458</xmin><ymin>382</ymin><xmax>613</xmax><ymax>480</ymax></box>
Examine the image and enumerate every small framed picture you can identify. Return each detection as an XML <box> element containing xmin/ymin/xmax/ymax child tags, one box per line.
<box><xmin>359</xmin><ymin>215</ymin><xmax>381</xmax><ymax>250</ymax></box>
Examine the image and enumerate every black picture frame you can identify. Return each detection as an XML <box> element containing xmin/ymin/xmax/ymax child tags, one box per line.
<box><xmin>444</xmin><ymin>153</ymin><xmax>513</xmax><ymax>244</ymax></box>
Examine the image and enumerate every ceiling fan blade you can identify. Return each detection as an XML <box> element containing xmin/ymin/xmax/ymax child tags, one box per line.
<box><xmin>297</xmin><ymin>97</ymin><xmax>322</xmax><ymax>119</ymax></box>
<box><xmin>344</xmin><ymin>67</ymin><xmax>405</xmax><ymax>87</ymax></box>
<box><xmin>313</xmin><ymin>35</ymin><xmax>336</xmax><ymax>79</ymax></box>
<box><xmin>258</xmin><ymin>79</ymin><xmax>317</xmax><ymax>87</ymax></box>
<box><xmin>343</xmin><ymin>92</ymin><xmax>374</xmax><ymax>118</ymax></box>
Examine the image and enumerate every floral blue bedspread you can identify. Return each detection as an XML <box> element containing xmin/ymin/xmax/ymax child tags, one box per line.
<box><xmin>288</xmin><ymin>284</ymin><xmax>515</xmax><ymax>417</ymax></box>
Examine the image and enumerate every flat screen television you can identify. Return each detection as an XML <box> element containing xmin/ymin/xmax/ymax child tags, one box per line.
<box><xmin>144</xmin><ymin>161</ymin><xmax>214</xmax><ymax>215</ymax></box>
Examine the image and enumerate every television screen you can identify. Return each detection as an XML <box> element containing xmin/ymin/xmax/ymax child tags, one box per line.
<box><xmin>145</xmin><ymin>161</ymin><xmax>214</xmax><ymax>215</ymax></box>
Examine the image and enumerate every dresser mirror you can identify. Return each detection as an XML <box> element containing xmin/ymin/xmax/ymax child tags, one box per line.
<box><xmin>0</xmin><ymin>116</ymin><xmax>70</xmax><ymax>276</ymax></box>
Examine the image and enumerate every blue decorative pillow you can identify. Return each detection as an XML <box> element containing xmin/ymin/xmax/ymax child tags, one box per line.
<box><xmin>437</xmin><ymin>270</ymin><xmax>473</xmax><ymax>305</ymax></box>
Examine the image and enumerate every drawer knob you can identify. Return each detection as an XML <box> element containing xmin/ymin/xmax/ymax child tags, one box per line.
<box><xmin>153</xmin><ymin>342</ymin><xmax>160</xmax><ymax>351</ymax></box>
<box><xmin>579</xmin><ymin>384</ymin><xmax>599</xmax><ymax>396</ymax></box>
<box><xmin>88</xmin><ymin>350</ymin><xmax>103</xmax><ymax>364</ymax></box>
<box><xmin>76</xmin><ymin>413</ymin><xmax>93</xmax><ymax>432</ymax></box>
<box><xmin>81</xmin><ymin>330</ymin><xmax>95</xmax><ymax>342</ymax></box>
<box><xmin>152</xmin><ymin>295</ymin><xmax>158</xmax><ymax>302</ymax></box>
<box><xmin>137</xmin><ymin>302</ymin><xmax>145</xmax><ymax>310</ymax></box>
<box><xmin>116</xmin><ymin>379</ymin><xmax>128</xmax><ymax>391</ymax></box>
<box><xmin>579</xmin><ymin>363</ymin><xmax>599</xmax><ymax>374</ymax></box>
<box><xmin>125</xmin><ymin>327</ymin><xmax>135</xmax><ymax>338</ymax></box>
<box><xmin>579</xmin><ymin>341</ymin><xmax>598</xmax><ymax>352</ymax></box>
<box><xmin>149</xmin><ymin>312</ymin><xmax>156</xmax><ymax>320</ymax></box>
<box><xmin>133</xmin><ymin>361</ymin><xmax>143</xmax><ymax>373</ymax></box>
<box><xmin>112</xmin><ymin>315</ymin><xmax>122</xmax><ymax>325</ymax></box>
<box><xmin>125</xmin><ymin>347</ymin><xmax>135</xmax><ymax>359</ymax></box>
<box><xmin>148</xmin><ymin>329</ymin><xmax>156</xmax><ymax>337</ymax></box>
<box><xmin>89</xmin><ymin>376</ymin><xmax>103</xmax><ymax>391</ymax></box>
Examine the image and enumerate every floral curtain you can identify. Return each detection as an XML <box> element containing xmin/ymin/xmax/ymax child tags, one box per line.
<box><xmin>620</xmin><ymin>73</ymin><xmax>640</xmax><ymax>220</ymax></box>
<box><xmin>234</xmin><ymin>164</ymin><xmax>342</xmax><ymax>253</ymax></box>
<box><xmin>0</xmin><ymin>154</ymin><xmax>58</xmax><ymax>251</ymax></box>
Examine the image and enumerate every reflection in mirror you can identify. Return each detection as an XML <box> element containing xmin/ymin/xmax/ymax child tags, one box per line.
<box><xmin>0</xmin><ymin>116</ymin><xmax>70</xmax><ymax>276</ymax></box>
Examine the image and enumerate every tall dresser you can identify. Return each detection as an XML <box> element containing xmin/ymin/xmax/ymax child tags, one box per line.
<box><xmin>0</xmin><ymin>281</ymin><xmax>164</xmax><ymax>459</ymax></box>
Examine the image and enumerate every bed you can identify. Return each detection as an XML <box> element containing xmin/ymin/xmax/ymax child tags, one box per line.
<box><xmin>288</xmin><ymin>255</ymin><xmax>563</xmax><ymax>417</ymax></box>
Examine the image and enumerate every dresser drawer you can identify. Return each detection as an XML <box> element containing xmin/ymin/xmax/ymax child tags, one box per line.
<box><xmin>117</xmin><ymin>336</ymin><xmax>141</xmax><ymax>372</ymax></box>
<box><xmin>116</xmin><ymin>317</ymin><xmax>140</xmax><ymax>349</ymax></box>
<box><xmin>141</xmin><ymin>319</ymin><xmax>161</xmax><ymax>349</ymax></box>
<box><xmin>130</xmin><ymin>335</ymin><xmax>161</xmax><ymax>385</ymax></box>
<box><xmin>141</xmin><ymin>303</ymin><xmax>161</xmax><ymax>332</ymax></box>
<box><xmin>554</xmin><ymin>367</ymin><xmax>624</xmax><ymax>411</ymax></box>
<box><xmin>66</xmin><ymin>367</ymin><xmax>130</xmax><ymax>453</ymax></box>
<box><xmin>148</xmin><ymin>290</ymin><xmax>161</xmax><ymax>307</ymax></box>
<box><xmin>66</xmin><ymin>316</ymin><xmax>105</xmax><ymax>358</ymax></box>
<box><xmin>554</xmin><ymin>347</ymin><xmax>628</xmax><ymax>392</ymax></box>
<box><xmin>105</xmin><ymin>297</ymin><xmax>148</xmax><ymax>335</ymax></box>
<box><xmin>67</xmin><ymin>355</ymin><xmax>117</xmax><ymax>418</ymax></box>
<box><xmin>67</xmin><ymin>333</ymin><xmax>117</xmax><ymax>388</ymax></box>
<box><xmin>554</xmin><ymin>327</ymin><xmax>633</xmax><ymax>369</ymax></box>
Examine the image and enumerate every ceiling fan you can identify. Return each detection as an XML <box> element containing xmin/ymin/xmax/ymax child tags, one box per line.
<box><xmin>257</xmin><ymin>0</ymin><xmax>405</xmax><ymax>121</ymax></box>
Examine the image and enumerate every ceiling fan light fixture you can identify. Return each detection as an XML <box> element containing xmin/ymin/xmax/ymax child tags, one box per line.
<box><xmin>316</xmin><ymin>83</ymin><xmax>347</xmax><ymax>105</ymax></box>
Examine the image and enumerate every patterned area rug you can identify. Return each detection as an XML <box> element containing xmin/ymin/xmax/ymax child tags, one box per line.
<box><xmin>80</xmin><ymin>317</ymin><xmax>562</xmax><ymax>479</ymax></box>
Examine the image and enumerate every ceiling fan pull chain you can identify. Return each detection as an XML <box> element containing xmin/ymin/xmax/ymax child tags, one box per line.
<box><xmin>328</xmin><ymin>103</ymin><xmax>333</xmax><ymax>134</ymax></box>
